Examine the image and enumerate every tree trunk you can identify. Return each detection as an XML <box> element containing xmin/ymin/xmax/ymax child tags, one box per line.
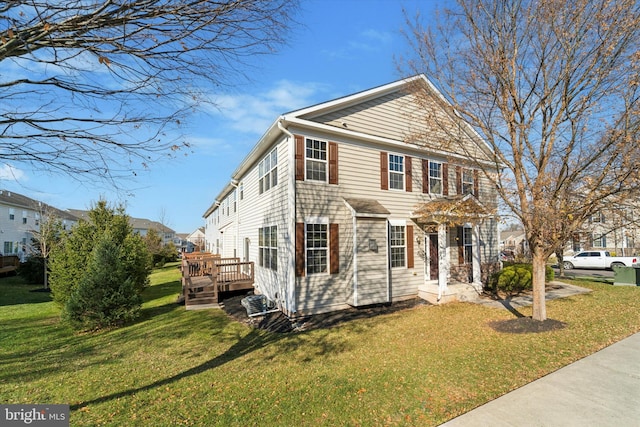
<box><xmin>531</xmin><ymin>248</ymin><xmax>547</xmax><ymax>321</ymax></box>
<box><xmin>43</xmin><ymin>258</ymin><xmax>49</xmax><ymax>290</ymax></box>
<box><xmin>555</xmin><ymin>249</ymin><xmax>565</xmax><ymax>278</ymax></box>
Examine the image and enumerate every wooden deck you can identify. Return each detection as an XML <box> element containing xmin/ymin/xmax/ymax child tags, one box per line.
<box><xmin>0</xmin><ymin>255</ymin><xmax>20</xmax><ymax>275</ymax></box>
<box><xmin>181</xmin><ymin>253</ymin><xmax>254</xmax><ymax>309</ymax></box>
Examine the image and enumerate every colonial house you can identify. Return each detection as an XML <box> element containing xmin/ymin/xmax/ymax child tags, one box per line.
<box><xmin>570</xmin><ymin>209</ymin><xmax>640</xmax><ymax>256</ymax></box>
<box><xmin>0</xmin><ymin>190</ymin><xmax>78</xmax><ymax>258</ymax></box>
<box><xmin>68</xmin><ymin>210</ymin><xmax>177</xmax><ymax>245</ymax></box>
<box><xmin>500</xmin><ymin>229</ymin><xmax>529</xmax><ymax>259</ymax></box>
<box><xmin>203</xmin><ymin>75</ymin><xmax>500</xmax><ymax>317</ymax></box>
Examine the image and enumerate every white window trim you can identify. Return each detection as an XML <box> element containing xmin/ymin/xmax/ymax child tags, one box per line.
<box><xmin>429</xmin><ymin>160</ymin><xmax>443</xmax><ymax>195</ymax></box>
<box><xmin>259</xmin><ymin>148</ymin><xmax>278</xmax><ymax>194</ymax></box>
<box><xmin>389</xmin><ymin>220</ymin><xmax>407</xmax><ymax>269</ymax></box>
<box><xmin>305</xmin><ymin>216</ymin><xmax>329</xmax><ymax>276</ymax></box>
<box><xmin>388</xmin><ymin>153</ymin><xmax>405</xmax><ymax>191</ymax></box>
<box><xmin>305</xmin><ymin>137</ymin><xmax>328</xmax><ymax>183</ymax></box>
<box><xmin>258</xmin><ymin>225</ymin><xmax>278</xmax><ymax>271</ymax></box>
<box><xmin>462</xmin><ymin>169</ymin><xmax>474</xmax><ymax>195</ymax></box>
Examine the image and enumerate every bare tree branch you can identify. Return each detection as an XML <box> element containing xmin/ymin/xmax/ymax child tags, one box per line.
<box><xmin>402</xmin><ymin>0</ymin><xmax>640</xmax><ymax>320</ymax></box>
<box><xmin>0</xmin><ymin>0</ymin><xmax>299</xmax><ymax>185</ymax></box>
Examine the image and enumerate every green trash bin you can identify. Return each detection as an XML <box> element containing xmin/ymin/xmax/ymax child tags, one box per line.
<box><xmin>613</xmin><ymin>266</ymin><xmax>640</xmax><ymax>286</ymax></box>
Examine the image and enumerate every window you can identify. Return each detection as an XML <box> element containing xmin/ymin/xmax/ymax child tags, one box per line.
<box><xmin>3</xmin><ymin>242</ymin><xmax>12</xmax><ymax>254</ymax></box>
<box><xmin>388</xmin><ymin>154</ymin><xmax>404</xmax><ymax>190</ymax></box>
<box><xmin>462</xmin><ymin>169</ymin><xmax>474</xmax><ymax>195</ymax></box>
<box><xmin>233</xmin><ymin>190</ymin><xmax>237</xmax><ymax>213</ymax></box>
<box><xmin>390</xmin><ymin>225</ymin><xmax>406</xmax><ymax>268</ymax></box>
<box><xmin>591</xmin><ymin>212</ymin><xmax>605</xmax><ymax>223</ymax></box>
<box><xmin>429</xmin><ymin>161</ymin><xmax>443</xmax><ymax>194</ymax></box>
<box><xmin>9</xmin><ymin>208</ymin><xmax>14</xmax><ymax>221</ymax></box>
<box><xmin>259</xmin><ymin>226</ymin><xmax>278</xmax><ymax>270</ymax></box>
<box><xmin>593</xmin><ymin>234</ymin><xmax>606</xmax><ymax>248</ymax></box>
<box><xmin>259</xmin><ymin>149</ymin><xmax>278</xmax><ymax>194</ymax></box>
<box><xmin>22</xmin><ymin>217</ymin><xmax>27</xmax><ymax>224</ymax></box>
<box><xmin>306</xmin><ymin>222</ymin><xmax>328</xmax><ymax>274</ymax></box>
<box><xmin>463</xmin><ymin>226</ymin><xmax>473</xmax><ymax>264</ymax></box>
<box><xmin>239</xmin><ymin>182</ymin><xmax>244</xmax><ymax>200</ymax></box>
<box><xmin>305</xmin><ymin>138</ymin><xmax>327</xmax><ymax>181</ymax></box>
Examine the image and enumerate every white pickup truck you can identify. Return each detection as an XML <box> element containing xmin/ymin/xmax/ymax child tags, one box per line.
<box><xmin>562</xmin><ymin>251</ymin><xmax>638</xmax><ymax>270</ymax></box>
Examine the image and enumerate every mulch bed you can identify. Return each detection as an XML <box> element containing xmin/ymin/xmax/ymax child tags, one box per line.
<box><xmin>220</xmin><ymin>292</ymin><xmax>428</xmax><ymax>333</ymax></box>
<box><xmin>221</xmin><ymin>286</ymin><xmax>569</xmax><ymax>334</ymax></box>
<box><xmin>487</xmin><ymin>317</ymin><xmax>567</xmax><ymax>334</ymax></box>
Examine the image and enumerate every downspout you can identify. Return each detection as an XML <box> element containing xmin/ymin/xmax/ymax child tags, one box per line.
<box><xmin>230</xmin><ymin>179</ymin><xmax>239</xmax><ymax>259</ymax></box>
<box><xmin>277</xmin><ymin>118</ymin><xmax>297</xmax><ymax>315</ymax></box>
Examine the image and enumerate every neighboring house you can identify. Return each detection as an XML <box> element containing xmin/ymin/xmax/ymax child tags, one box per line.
<box><xmin>570</xmin><ymin>209</ymin><xmax>640</xmax><ymax>256</ymax></box>
<box><xmin>187</xmin><ymin>227</ymin><xmax>205</xmax><ymax>252</ymax></box>
<box><xmin>500</xmin><ymin>229</ymin><xmax>529</xmax><ymax>258</ymax></box>
<box><xmin>0</xmin><ymin>190</ymin><xmax>78</xmax><ymax>259</ymax></box>
<box><xmin>203</xmin><ymin>75</ymin><xmax>500</xmax><ymax>317</ymax></box>
<box><xmin>68</xmin><ymin>209</ymin><xmax>176</xmax><ymax>244</ymax></box>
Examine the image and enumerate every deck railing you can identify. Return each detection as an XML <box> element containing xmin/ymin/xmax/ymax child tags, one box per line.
<box><xmin>181</xmin><ymin>253</ymin><xmax>254</xmax><ymax>306</ymax></box>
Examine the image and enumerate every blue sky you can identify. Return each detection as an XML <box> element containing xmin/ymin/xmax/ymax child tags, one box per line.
<box><xmin>1</xmin><ymin>0</ymin><xmax>440</xmax><ymax>233</ymax></box>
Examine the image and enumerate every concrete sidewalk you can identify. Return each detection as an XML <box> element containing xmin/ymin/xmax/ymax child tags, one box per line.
<box><xmin>440</xmin><ymin>332</ymin><xmax>640</xmax><ymax>427</ymax></box>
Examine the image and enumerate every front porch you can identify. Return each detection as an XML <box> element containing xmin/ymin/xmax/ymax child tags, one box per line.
<box><xmin>181</xmin><ymin>253</ymin><xmax>255</xmax><ymax>309</ymax></box>
<box><xmin>412</xmin><ymin>194</ymin><xmax>498</xmax><ymax>304</ymax></box>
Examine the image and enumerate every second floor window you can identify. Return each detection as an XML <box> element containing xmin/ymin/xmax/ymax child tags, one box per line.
<box><xmin>429</xmin><ymin>161</ymin><xmax>443</xmax><ymax>194</ymax></box>
<box><xmin>462</xmin><ymin>169</ymin><xmax>474</xmax><ymax>195</ymax></box>
<box><xmin>259</xmin><ymin>149</ymin><xmax>278</xmax><ymax>194</ymax></box>
<box><xmin>306</xmin><ymin>138</ymin><xmax>327</xmax><ymax>182</ymax></box>
<box><xmin>389</xmin><ymin>154</ymin><xmax>404</xmax><ymax>190</ymax></box>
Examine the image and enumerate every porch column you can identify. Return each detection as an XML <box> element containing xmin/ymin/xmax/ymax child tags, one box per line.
<box><xmin>437</xmin><ymin>223</ymin><xmax>449</xmax><ymax>300</ymax></box>
<box><xmin>472</xmin><ymin>224</ymin><xmax>482</xmax><ymax>288</ymax></box>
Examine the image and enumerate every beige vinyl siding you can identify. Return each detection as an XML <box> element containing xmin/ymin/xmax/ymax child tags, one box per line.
<box><xmin>238</xmin><ymin>137</ymin><xmax>290</xmax><ymax>304</ymax></box>
<box><xmin>306</xmin><ymin>89</ymin><xmax>492</xmax><ymax>163</ymax></box>
<box><xmin>350</xmin><ymin>218</ymin><xmax>389</xmax><ymax>306</ymax></box>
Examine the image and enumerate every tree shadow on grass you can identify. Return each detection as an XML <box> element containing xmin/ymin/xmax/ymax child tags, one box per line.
<box><xmin>69</xmin><ymin>324</ymin><xmax>352</xmax><ymax>411</ymax></box>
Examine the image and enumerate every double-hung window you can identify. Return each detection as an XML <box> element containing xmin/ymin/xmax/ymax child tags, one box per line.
<box><xmin>390</xmin><ymin>224</ymin><xmax>406</xmax><ymax>268</ymax></box>
<box><xmin>9</xmin><ymin>208</ymin><xmax>14</xmax><ymax>221</ymax></box>
<box><xmin>305</xmin><ymin>138</ymin><xmax>327</xmax><ymax>182</ymax></box>
<box><xmin>259</xmin><ymin>149</ymin><xmax>278</xmax><ymax>194</ymax></box>
<box><xmin>463</xmin><ymin>226</ymin><xmax>473</xmax><ymax>264</ymax></box>
<box><xmin>306</xmin><ymin>220</ymin><xmax>328</xmax><ymax>274</ymax></box>
<box><xmin>259</xmin><ymin>226</ymin><xmax>278</xmax><ymax>270</ymax></box>
<box><xmin>429</xmin><ymin>161</ymin><xmax>443</xmax><ymax>194</ymax></box>
<box><xmin>593</xmin><ymin>233</ymin><xmax>606</xmax><ymax>248</ymax></box>
<box><xmin>388</xmin><ymin>154</ymin><xmax>404</xmax><ymax>190</ymax></box>
<box><xmin>462</xmin><ymin>169</ymin><xmax>474</xmax><ymax>195</ymax></box>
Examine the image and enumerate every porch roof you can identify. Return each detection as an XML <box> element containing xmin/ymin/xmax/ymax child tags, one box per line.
<box><xmin>343</xmin><ymin>198</ymin><xmax>390</xmax><ymax>218</ymax></box>
<box><xmin>411</xmin><ymin>194</ymin><xmax>494</xmax><ymax>225</ymax></box>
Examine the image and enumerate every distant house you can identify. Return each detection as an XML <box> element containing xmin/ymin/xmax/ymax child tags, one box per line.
<box><xmin>0</xmin><ymin>190</ymin><xmax>78</xmax><ymax>258</ymax></box>
<box><xmin>500</xmin><ymin>229</ymin><xmax>528</xmax><ymax>258</ymax></box>
<box><xmin>68</xmin><ymin>210</ymin><xmax>176</xmax><ymax>244</ymax></box>
<box><xmin>203</xmin><ymin>75</ymin><xmax>500</xmax><ymax>317</ymax></box>
<box><xmin>187</xmin><ymin>227</ymin><xmax>205</xmax><ymax>252</ymax></box>
<box><xmin>570</xmin><ymin>209</ymin><xmax>640</xmax><ymax>256</ymax></box>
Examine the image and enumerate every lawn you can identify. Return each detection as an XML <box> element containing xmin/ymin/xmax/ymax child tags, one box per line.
<box><xmin>1</xmin><ymin>264</ymin><xmax>639</xmax><ymax>426</ymax></box>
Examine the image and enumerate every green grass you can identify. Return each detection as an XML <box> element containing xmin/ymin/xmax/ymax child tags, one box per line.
<box><xmin>1</xmin><ymin>266</ymin><xmax>639</xmax><ymax>426</ymax></box>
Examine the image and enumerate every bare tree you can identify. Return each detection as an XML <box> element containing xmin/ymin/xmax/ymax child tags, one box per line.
<box><xmin>29</xmin><ymin>203</ymin><xmax>64</xmax><ymax>289</ymax></box>
<box><xmin>1</xmin><ymin>1</ymin><xmax>298</xmax><ymax>184</ymax></box>
<box><xmin>403</xmin><ymin>0</ymin><xmax>640</xmax><ymax>320</ymax></box>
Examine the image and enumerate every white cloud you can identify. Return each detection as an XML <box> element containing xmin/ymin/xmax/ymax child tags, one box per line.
<box><xmin>0</xmin><ymin>164</ymin><xmax>26</xmax><ymax>182</ymax></box>
<box><xmin>204</xmin><ymin>80</ymin><xmax>328</xmax><ymax>135</ymax></box>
